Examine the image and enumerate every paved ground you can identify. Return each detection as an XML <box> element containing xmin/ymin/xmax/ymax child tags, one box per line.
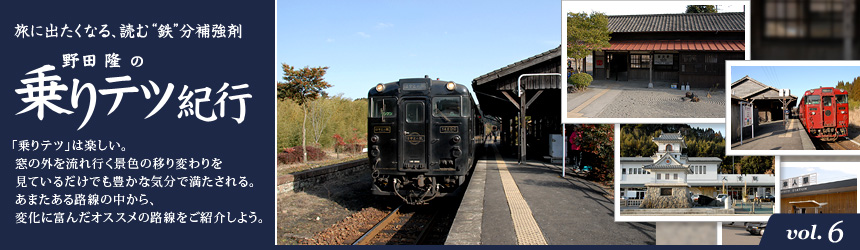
<box><xmin>458</xmin><ymin>144</ymin><xmax>656</xmax><ymax>245</ymax></box>
<box><xmin>656</xmin><ymin>222</ymin><xmax>717</xmax><ymax>245</ymax></box>
<box><xmin>722</xmin><ymin>223</ymin><xmax>762</xmax><ymax>245</ymax></box>
<box><xmin>731</xmin><ymin>119</ymin><xmax>815</xmax><ymax>150</ymax></box>
<box><xmin>567</xmin><ymin>80</ymin><xmax>725</xmax><ymax>118</ymax></box>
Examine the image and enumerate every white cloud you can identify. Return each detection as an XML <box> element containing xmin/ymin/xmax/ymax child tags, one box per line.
<box><xmin>783</xmin><ymin>162</ymin><xmax>859</xmax><ymax>176</ymax></box>
<box><xmin>357</xmin><ymin>32</ymin><xmax>370</xmax><ymax>38</ymax></box>
<box><xmin>326</xmin><ymin>38</ymin><xmax>335</xmax><ymax>43</ymax></box>
<box><xmin>375</xmin><ymin>22</ymin><xmax>394</xmax><ymax>29</ymax></box>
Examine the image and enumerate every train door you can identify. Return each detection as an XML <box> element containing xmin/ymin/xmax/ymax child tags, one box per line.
<box><xmin>400</xmin><ymin>99</ymin><xmax>428</xmax><ymax>171</ymax></box>
<box><xmin>822</xmin><ymin>95</ymin><xmax>836</xmax><ymax>127</ymax></box>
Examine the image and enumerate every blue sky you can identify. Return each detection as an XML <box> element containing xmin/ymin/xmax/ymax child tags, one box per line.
<box><xmin>277</xmin><ymin>0</ymin><xmax>560</xmax><ymax>100</ymax></box>
<box><xmin>782</xmin><ymin>162</ymin><xmax>857</xmax><ymax>184</ymax></box>
<box><xmin>689</xmin><ymin>123</ymin><xmax>726</xmax><ymax>136</ymax></box>
<box><xmin>731</xmin><ymin>66</ymin><xmax>860</xmax><ymax>107</ymax></box>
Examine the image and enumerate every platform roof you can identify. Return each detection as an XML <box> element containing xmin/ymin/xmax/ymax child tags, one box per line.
<box><xmin>472</xmin><ymin>46</ymin><xmax>561</xmax><ymax>118</ymax></box>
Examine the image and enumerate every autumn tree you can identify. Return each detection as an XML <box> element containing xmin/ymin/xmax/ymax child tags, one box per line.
<box><xmin>278</xmin><ymin>64</ymin><xmax>332</xmax><ymax>163</ymax></box>
<box><xmin>686</xmin><ymin>5</ymin><xmax>718</xmax><ymax>13</ymax></box>
<box><xmin>567</xmin><ymin>12</ymin><xmax>611</xmax><ymax>74</ymax></box>
<box><xmin>569</xmin><ymin>124</ymin><xmax>614</xmax><ymax>183</ymax></box>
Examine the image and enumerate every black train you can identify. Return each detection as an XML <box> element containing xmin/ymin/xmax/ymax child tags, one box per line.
<box><xmin>367</xmin><ymin>76</ymin><xmax>484</xmax><ymax>204</ymax></box>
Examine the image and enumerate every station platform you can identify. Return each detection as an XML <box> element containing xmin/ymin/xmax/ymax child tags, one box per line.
<box><xmin>731</xmin><ymin>119</ymin><xmax>815</xmax><ymax>150</ymax></box>
<box><xmin>445</xmin><ymin>144</ymin><xmax>655</xmax><ymax>245</ymax></box>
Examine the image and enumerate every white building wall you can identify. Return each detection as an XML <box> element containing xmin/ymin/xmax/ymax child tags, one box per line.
<box><xmin>622</xmin><ymin>162</ymin><xmax>775</xmax><ymax>187</ymax></box>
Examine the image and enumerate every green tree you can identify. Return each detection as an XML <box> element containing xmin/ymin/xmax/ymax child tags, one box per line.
<box><xmin>278</xmin><ymin>64</ymin><xmax>332</xmax><ymax>163</ymax></box>
<box><xmin>738</xmin><ymin>156</ymin><xmax>774</xmax><ymax>174</ymax></box>
<box><xmin>852</xmin><ymin>77</ymin><xmax>860</xmax><ymax>101</ymax></box>
<box><xmin>686</xmin><ymin>5</ymin><xmax>718</xmax><ymax>13</ymax></box>
<box><xmin>567</xmin><ymin>12</ymin><xmax>611</xmax><ymax>74</ymax></box>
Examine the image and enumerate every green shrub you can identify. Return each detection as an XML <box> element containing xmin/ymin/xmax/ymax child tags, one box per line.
<box><xmin>568</xmin><ymin>73</ymin><xmax>593</xmax><ymax>89</ymax></box>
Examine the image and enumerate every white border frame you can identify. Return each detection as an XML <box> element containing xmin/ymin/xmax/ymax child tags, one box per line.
<box><xmin>560</xmin><ymin>0</ymin><xmax>750</xmax><ymax>125</ymax></box>
<box><xmin>778</xmin><ymin>157</ymin><xmax>860</xmax><ymax>213</ymax></box>
<box><xmin>614</xmin><ymin>124</ymin><xmax>778</xmax><ymax>222</ymax></box>
<box><xmin>725</xmin><ymin>60</ymin><xmax>860</xmax><ymax>156</ymax></box>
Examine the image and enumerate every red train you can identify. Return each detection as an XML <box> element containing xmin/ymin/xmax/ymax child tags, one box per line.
<box><xmin>798</xmin><ymin>87</ymin><xmax>849</xmax><ymax>141</ymax></box>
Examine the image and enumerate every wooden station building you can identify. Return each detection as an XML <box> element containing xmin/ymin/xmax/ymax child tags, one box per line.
<box><xmin>594</xmin><ymin>12</ymin><xmax>745</xmax><ymax>88</ymax></box>
<box><xmin>781</xmin><ymin>178</ymin><xmax>857</xmax><ymax>214</ymax></box>
<box><xmin>473</xmin><ymin>46</ymin><xmax>561</xmax><ymax>160</ymax></box>
<box><xmin>730</xmin><ymin>76</ymin><xmax>798</xmax><ymax>142</ymax></box>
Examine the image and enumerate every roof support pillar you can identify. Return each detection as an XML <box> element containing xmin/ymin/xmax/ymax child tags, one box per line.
<box><xmin>648</xmin><ymin>51</ymin><xmax>653</xmax><ymax>88</ymax></box>
<box><xmin>516</xmin><ymin>73</ymin><xmax>561</xmax><ymax>165</ymax></box>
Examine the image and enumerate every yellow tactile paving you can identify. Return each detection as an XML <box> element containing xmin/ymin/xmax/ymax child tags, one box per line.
<box><xmin>494</xmin><ymin>150</ymin><xmax>547</xmax><ymax>245</ymax></box>
<box><xmin>568</xmin><ymin>87</ymin><xmax>612</xmax><ymax>118</ymax></box>
<box><xmin>779</xmin><ymin>120</ymin><xmax>796</xmax><ymax>138</ymax></box>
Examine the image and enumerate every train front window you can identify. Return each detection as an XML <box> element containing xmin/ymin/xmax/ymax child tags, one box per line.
<box><xmin>823</xmin><ymin>95</ymin><xmax>832</xmax><ymax>106</ymax></box>
<box><xmin>370</xmin><ymin>98</ymin><xmax>396</xmax><ymax>118</ymax></box>
<box><xmin>433</xmin><ymin>97</ymin><xmax>461</xmax><ymax>117</ymax></box>
<box><xmin>806</xmin><ymin>95</ymin><xmax>820</xmax><ymax>105</ymax></box>
<box><xmin>405</xmin><ymin>103</ymin><xmax>424</xmax><ymax>123</ymax></box>
<box><xmin>837</xmin><ymin>95</ymin><xmax>848</xmax><ymax>104</ymax></box>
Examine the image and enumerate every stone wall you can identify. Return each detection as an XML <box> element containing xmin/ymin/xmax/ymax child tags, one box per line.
<box><xmin>277</xmin><ymin>159</ymin><xmax>369</xmax><ymax>193</ymax></box>
<box><xmin>640</xmin><ymin>185</ymin><xmax>694</xmax><ymax>208</ymax></box>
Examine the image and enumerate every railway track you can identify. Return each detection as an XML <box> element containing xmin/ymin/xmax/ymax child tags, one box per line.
<box><xmin>815</xmin><ymin>138</ymin><xmax>860</xmax><ymax>150</ymax></box>
<box><xmin>352</xmin><ymin>200</ymin><xmax>457</xmax><ymax>245</ymax></box>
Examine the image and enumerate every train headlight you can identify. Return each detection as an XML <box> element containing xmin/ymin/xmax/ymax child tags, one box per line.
<box><xmin>841</xmin><ymin>111</ymin><xmax>846</xmax><ymax>114</ymax></box>
<box><xmin>446</xmin><ymin>82</ymin><xmax>455</xmax><ymax>91</ymax></box>
<box><xmin>811</xmin><ymin>112</ymin><xmax>816</xmax><ymax>115</ymax></box>
<box><xmin>375</xmin><ymin>83</ymin><xmax>385</xmax><ymax>92</ymax></box>
<box><xmin>371</xmin><ymin>135</ymin><xmax>379</xmax><ymax>143</ymax></box>
<box><xmin>452</xmin><ymin>135</ymin><xmax>461</xmax><ymax>143</ymax></box>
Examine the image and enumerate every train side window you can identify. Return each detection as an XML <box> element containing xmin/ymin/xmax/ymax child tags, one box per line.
<box><xmin>433</xmin><ymin>97</ymin><xmax>461</xmax><ymax>117</ymax></box>
<box><xmin>836</xmin><ymin>95</ymin><xmax>848</xmax><ymax>104</ymax></box>
<box><xmin>370</xmin><ymin>98</ymin><xmax>397</xmax><ymax>118</ymax></box>
<box><xmin>461</xmin><ymin>96</ymin><xmax>470</xmax><ymax>117</ymax></box>
<box><xmin>405</xmin><ymin>102</ymin><xmax>424</xmax><ymax>123</ymax></box>
<box><xmin>806</xmin><ymin>95</ymin><xmax>820</xmax><ymax>105</ymax></box>
<box><xmin>822</xmin><ymin>96</ymin><xmax>832</xmax><ymax>106</ymax></box>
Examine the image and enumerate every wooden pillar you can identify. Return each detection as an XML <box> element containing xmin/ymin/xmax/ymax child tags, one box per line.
<box><xmin>649</xmin><ymin>52</ymin><xmax>654</xmax><ymax>88</ymax></box>
<box><xmin>519</xmin><ymin>89</ymin><xmax>526</xmax><ymax>164</ymax></box>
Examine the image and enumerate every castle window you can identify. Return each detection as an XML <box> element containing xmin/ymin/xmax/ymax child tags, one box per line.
<box><xmin>660</xmin><ymin>188</ymin><xmax>672</xmax><ymax>196</ymax></box>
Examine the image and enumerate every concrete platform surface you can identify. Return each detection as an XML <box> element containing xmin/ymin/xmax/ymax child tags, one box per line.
<box><xmin>447</xmin><ymin>144</ymin><xmax>656</xmax><ymax>245</ymax></box>
<box><xmin>731</xmin><ymin>119</ymin><xmax>815</xmax><ymax>150</ymax></box>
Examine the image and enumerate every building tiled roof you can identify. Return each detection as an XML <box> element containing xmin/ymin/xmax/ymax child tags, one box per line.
<box><xmin>653</xmin><ymin>132</ymin><xmax>683</xmax><ymax>141</ymax></box>
<box><xmin>644</xmin><ymin>164</ymin><xmax>694</xmax><ymax>174</ymax></box>
<box><xmin>643</xmin><ymin>164</ymin><xmax>687</xmax><ymax>169</ymax></box>
<box><xmin>687</xmin><ymin>157</ymin><xmax>724</xmax><ymax>162</ymax></box>
<box><xmin>603</xmin><ymin>40</ymin><xmax>744</xmax><ymax>51</ymax></box>
<box><xmin>731</xmin><ymin>75</ymin><xmax>797</xmax><ymax>101</ymax></box>
<box><xmin>608</xmin><ymin>12</ymin><xmax>745</xmax><ymax>33</ymax></box>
